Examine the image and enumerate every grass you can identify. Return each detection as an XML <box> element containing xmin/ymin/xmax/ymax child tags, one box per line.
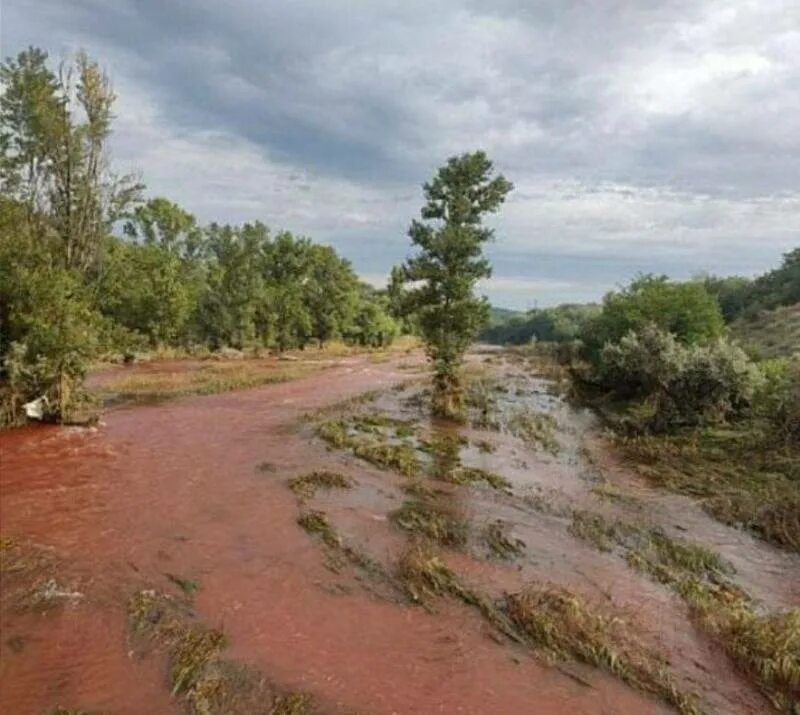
<box><xmin>445</xmin><ymin>467</ymin><xmax>512</xmax><ymax>491</ymax></box>
<box><xmin>505</xmin><ymin>584</ymin><xmax>701</xmax><ymax>715</ymax></box>
<box><xmin>390</xmin><ymin>500</ymin><xmax>468</xmax><ymax>547</ymax></box>
<box><xmin>128</xmin><ymin>590</ymin><xmax>315</xmax><ymax>714</ymax></box>
<box><xmin>484</xmin><ymin>520</ymin><xmax>525</xmax><ymax>560</ymax></box>
<box><xmin>617</xmin><ymin>426</ymin><xmax>800</xmax><ymax>552</ymax></box>
<box><xmin>297</xmin><ymin>511</ymin><xmax>340</xmax><ymax>548</ymax></box>
<box><xmin>568</xmin><ymin>510</ymin><xmax>800</xmax><ymax>710</ymax></box>
<box><xmin>288</xmin><ymin>470</ymin><xmax>353</xmax><ymax>499</ymax></box>
<box><xmin>314</xmin><ymin>416</ymin><xmax>422</xmax><ymax>477</ymax></box>
<box><xmin>0</xmin><ymin>537</ymin><xmax>81</xmax><ymax>612</ymax></box>
<box><xmin>732</xmin><ymin>303</ymin><xmax>800</xmax><ymax>359</ymax></box>
<box><xmin>295</xmin><ymin>509</ymin><xmax>386</xmax><ymax>581</ymax></box>
<box><xmin>166</xmin><ymin>573</ymin><xmax>201</xmax><ymax>596</ymax></box>
<box><xmin>507</xmin><ymin>407</ymin><xmax>560</xmax><ymax>454</ymax></box>
<box><xmin>95</xmin><ymin>360</ymin><xmax>319</xmax><ymax>403</ymax></box>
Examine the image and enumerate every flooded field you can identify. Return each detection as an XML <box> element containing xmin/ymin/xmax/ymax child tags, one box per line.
<box><xmin>1</xmin><ymin>350</ymin><xmax>797</xmax><ymax>714</ymax></box>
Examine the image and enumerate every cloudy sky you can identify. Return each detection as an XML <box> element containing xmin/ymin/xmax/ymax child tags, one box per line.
<box><xmin>3</xmin><ymin>1</ymin><xmax>798</xmax><ymax>307</ymax></box>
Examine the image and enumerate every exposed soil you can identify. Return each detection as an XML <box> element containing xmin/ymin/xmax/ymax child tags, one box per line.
<box><xmin>1</xmin><ymin>350</ymin><xmax>797</xmax><ymax>714</ymax></box>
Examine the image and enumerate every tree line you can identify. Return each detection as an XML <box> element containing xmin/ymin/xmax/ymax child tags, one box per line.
<box><xmin>0</xmin><ymin>48</ymin><xmax>398</xmax><ymax>424</ymax></box>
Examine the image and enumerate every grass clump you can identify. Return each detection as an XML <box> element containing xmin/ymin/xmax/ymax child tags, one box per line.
<box><xmin>128</xmin><ymin>590</ymin><xmax>316</xmax><ymax>714</ymax></box>
<box><xmin>619</xmin><ymin>428</ymin><xmax>800</xmax><ymax>552</ymax></box>
<box><xmin>569</xmin><ymin>510</ymin><xmax>732</xmax><ymax>583</ymax></box>
<box><xmin>297</xmin><ymin>511</ymin><xmax>340</xmax><ymax>548</ymax></box>
<box><xmin>96</xmin><ymin>361</ymin><xmax>317</xmax><ymax>404</ymax></box>
<box><xmin>352</xmin><ymin>439</ymin><xmax>420</xmax><ymax>476</ymax></box>
<box><xmin>507</xmin><ymin>408</ymin><xmax>560</xmax><ymax>454</ymax></box>
<box><xmin>446</xmin><ymin>466</ymin><xmax>512</xmax><ymax>492</ymax></box>
<box><xmin>166</xmin><ymin>573</ymin><xmax>201</xmax><ymax>596</ymax></box>
<box><xmin>568</xmin><ymin>510</ymin><xmax>800</xmax><ymax>709</ymax></box>
<box><xmin>506</xmin><ymin>585</ymin><xmax>700</xmax><ymax>715</ymax></box>
<box><xmin>484</xmin><ymin>520</ymin><xmax>525</xmax><ymax>560</ymax></box>
<box><xmin>315</xmin><ymin>419</ymin><xmax>349</xmax><ymax>448</ymax></box>
<box><xmin>397</xmin><ymin>542</ymin><xmax>470</xmax><ymax>604</ymax></box>
<box><xmin>315</xmin><ymin>415</ymin><xmax>421</xmax><ymax>476</ymax></box>
<box><xmin>288</xmin><ymin>470</ymin><xmax>353</xmax><ymax>499</ymax></box>
<box><xmin>568</xmin><ymin>511</ymin><xmax>634</xmax><ymax>552</ymax></box>
<box><xmin>390</xmin><ymin>500</ymin><xmax>468</xmax><ymax>547</ymax></box>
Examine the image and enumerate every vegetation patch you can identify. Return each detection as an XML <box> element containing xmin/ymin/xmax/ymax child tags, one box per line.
<box><xmin>128</xmin><ymin>590</ymin><xmax>316</xmax><ymax>714</ymax></box>
<box><xmin>314</xmin><ymin>415</ymin><xmax>422</xmax><ymax>477</ymax></box>
<box><xmin>96</xmin><ymin>362</ymin><xmax>317</xmax><ymax>404</ymax></box>
<box><xmin>0</xmin><ymin>537</ymin><xmax>81</xmax><ymax>612</ymax></box>
<box><xmin>569</xmin><ymin>510</ymin><xmax>800</xmax><ymax>710</ymax></box>
<box><xmin>288</xmin><ymin>471</ymin><xmax>353</xmax><ymax>499</ymax></box>
<box><xmin>166</xmin><ymin>573</ymin><xmax>201</xmax><ymax>596</ymax></box>
<box><xmin>484</xmin><ymin>520</ymin><xmax>525</xmax><ymax>560</ymax></box>
<box><xmin>296</xmin><ymin>510</ymin><xmax>385</xmax><ymax>581</ymax></box>
<box><xmin>395</xmin><ymin>543</ymin><xmax>519</xmax><ymax>641</ymax></box>
<box><xmin>505</xmin><ymin>584</ymin><xmax>700</xmax><ymax>715</ymax></box>
<box><xmin>297</xmin><ymin>511</ymin><xmax>340</xmax><ymax>548</ymax></box>
<box><xmin>507</xmin><ymin>407</ymin><xmax>560</xmax><ymax>454</ymax></box>
<box><xmin>390</xmin><ymin>500</ymin><xmax>468</xmax><ymax>547</ymax></box>
<box><xmin>619</xmin><ymin>428</ymin><xmax>800</xmax><ymax>552</ymax></box>
<box><xmin>444</xmin><ymin>466</ymin><xmax>512</xmax><ymax>492</ymax></box>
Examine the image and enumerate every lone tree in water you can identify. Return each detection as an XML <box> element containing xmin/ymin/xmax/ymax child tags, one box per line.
<box><xmin>395</xmin><ymin>151</ymin><xmax>513</xmax><ymax>418</ymax></box>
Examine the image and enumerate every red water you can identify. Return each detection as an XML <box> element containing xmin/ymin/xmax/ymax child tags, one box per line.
<box><xmin>1</xmin><ymin>353</ymin><xmax>793</xmax><ymax>714</ymax></box>
<box><xmin>0</xmin><ymin>355</ymin><xmax>673</xmax><ymax>715</ymax></box>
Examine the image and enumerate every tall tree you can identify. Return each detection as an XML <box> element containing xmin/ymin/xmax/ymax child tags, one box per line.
<box><xmin>395</xmin><ymin>151</ymin><xmax>512</xmax><ymax>417</ymax></box>
<box><xmin>1</xmin><ymin>48</ymin><xmax>140</xmax><ymax>421</ymax></box>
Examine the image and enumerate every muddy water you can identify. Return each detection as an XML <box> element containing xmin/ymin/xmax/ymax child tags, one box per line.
<box><xmin>0</xmin><ymin>351</ymin><xmax>794</xmax><ymax>714</ymax></box>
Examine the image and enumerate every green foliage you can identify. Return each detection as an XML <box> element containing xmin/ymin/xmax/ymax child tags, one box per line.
<box><xmin>757</xmin><ymin>357</ymin><xmax>800</xmax><ymax>445</ymax></box>
<box><xmin>744</xmin><ymin>247</ymin><xmax>800</xmax><ymax>315</ymax></box>
<box><xmin>596</xmin><ymin>325</ymin><xmax>763</xmax><ymax>430</ymax></box>
<box><xmin>0</xmin><ymin>48</ymin><xmax>140</xmax><ymax>421</ymax></box>
<box><xmin>1</xmin><ymin>47</ymin><xmax>402</xmax><ymax>427</ymax></box>
<box><xmin>582</xmin><ymin>275</ymin><xmax>725</xmax><ymax>357</ymax></box>
<box><xmin>480</xmin><ymin>303</ymin><xmax>600</xmax><ymax>345</ymax></box>
<box><xmin>394</xmin><ymin>151</ymin><xmax>512</xmax><ymax>417</ymax></box>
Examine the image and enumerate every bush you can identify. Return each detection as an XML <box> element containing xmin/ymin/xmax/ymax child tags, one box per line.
<box><xmin>595</xmin><ymin>325</ymin><xmax>763</xmax><ymax>430</ymax></box>
<box><xmin>758</xmin><ymin>357</ymin><xmax>800</xmax><ymax>444</ymax></box>
<box><xmin>582</xmin><ymin>275</ymin><xmax>725</xmax><ymax>358</ymax></box>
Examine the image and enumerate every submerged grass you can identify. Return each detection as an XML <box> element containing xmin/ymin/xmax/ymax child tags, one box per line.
<box><xmin>390</xmin><ymin>500</ymin><xmax>468</xmax><ymax>547</ymax></box>
<box><xmin>165</xmin><ymin>573</ymin><xmax>201</xmax><ymax>596</ymax></box>
<box><xmin>128</xmin><ymin>590</ymin><xmax>316</xmax><ymax>714</ymax></box>
<box><xmin>505</xmin><ymin>584</ymin><xmax>700</xmax><ymax>715</ymax></box>
<box><xmin>617</xmin><ymin>427</ymin><xmax>800</xmax><ymax>553</ymax></box>
<box><xmin>314</xmin><ymin>416</ymin><xmax>421</xmax><ymax>476</ymax></box>
<box><xmin>297</xmin><ymin>511</ymin><xmax>340</xmax><ymax>548</ymax></box>
<box><xmin>288</xmin><ymin>471</ymin><xmax>353</xmax><ymax>499</ymax></box>
<box><xmin>484</xmin><ymin>520</ymin><xmax>526</xmax><ymax>560</ymax></box>
<box><xmin>569</xmin><ymin>509</ymin><xmax>799</xmax><ymax>710</ymax></box>
<box><xmin>96</xmin><ymin>361</ymin><xmax>319</xmax><ymax>403</ymax></box>
<box><xmin>507</xmin><ymin>407</ymin><xmax>560</xmax><ymax>454</ymax></box>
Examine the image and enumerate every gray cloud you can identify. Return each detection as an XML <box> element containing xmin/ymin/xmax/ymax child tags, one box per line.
<box><xmin>2</xmin><ymin>0</ymin><xmax>798</xmax><ymax>307</ymax></box>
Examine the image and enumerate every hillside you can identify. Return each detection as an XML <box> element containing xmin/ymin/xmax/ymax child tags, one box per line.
<box><xmin>732</xmin><ymin>302</ymin><xmax>800</xmax><ymax>359</ymax></box>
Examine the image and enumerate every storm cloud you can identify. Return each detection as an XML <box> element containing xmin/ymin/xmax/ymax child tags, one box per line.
<box><xmin>3</xmin><ymin>0</ymin><xmax>798</xmax><ymax>306</ymax></box>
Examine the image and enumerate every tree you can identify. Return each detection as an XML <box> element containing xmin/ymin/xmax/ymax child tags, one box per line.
<box><xmin>1</xmin><ymin>48</ymin><xmax>140</xmax><ymax>422</ymax></box>
<box><xmin>581</xmin><ymin>275</ymin><xmax>725</xmax><ymax>359</ymax></box>
<box><xmin>394</xmin><ymin>151</ymin><xmax>512</xmax><ymax>417</ymax></box>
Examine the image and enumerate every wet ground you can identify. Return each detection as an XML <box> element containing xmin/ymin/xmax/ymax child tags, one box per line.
<box><xmin>1</xmin><ymin>349</ymin><xmax>797</xmax><ymax>714</ymax></box>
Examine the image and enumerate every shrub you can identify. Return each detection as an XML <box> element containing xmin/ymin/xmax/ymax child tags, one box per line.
<box><xmin>582</xmin><ymin>275</ymin><xmax>725</xmax><ymax>358</ymax></box>
<box><xmin>595</xmin><ymin>325</ymin><xmax>763</xmax><ymax>430</ymax></box>
<box><xmin>758</xmin><ymin>357</ymin><xmax>800</xmax><ymax>445</ymax></box>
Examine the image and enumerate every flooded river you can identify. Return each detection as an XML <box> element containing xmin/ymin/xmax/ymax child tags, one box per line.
<box><xmin>1</xmin><ymin>351</ymin><xmax>796</xmax><ymax>714</ymax></box>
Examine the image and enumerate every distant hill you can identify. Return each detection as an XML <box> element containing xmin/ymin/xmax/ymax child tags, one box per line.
<box><xmin>731</xmin><ymin>303</ymin><xmax>800</xmax><ymax>359</ymax></box>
